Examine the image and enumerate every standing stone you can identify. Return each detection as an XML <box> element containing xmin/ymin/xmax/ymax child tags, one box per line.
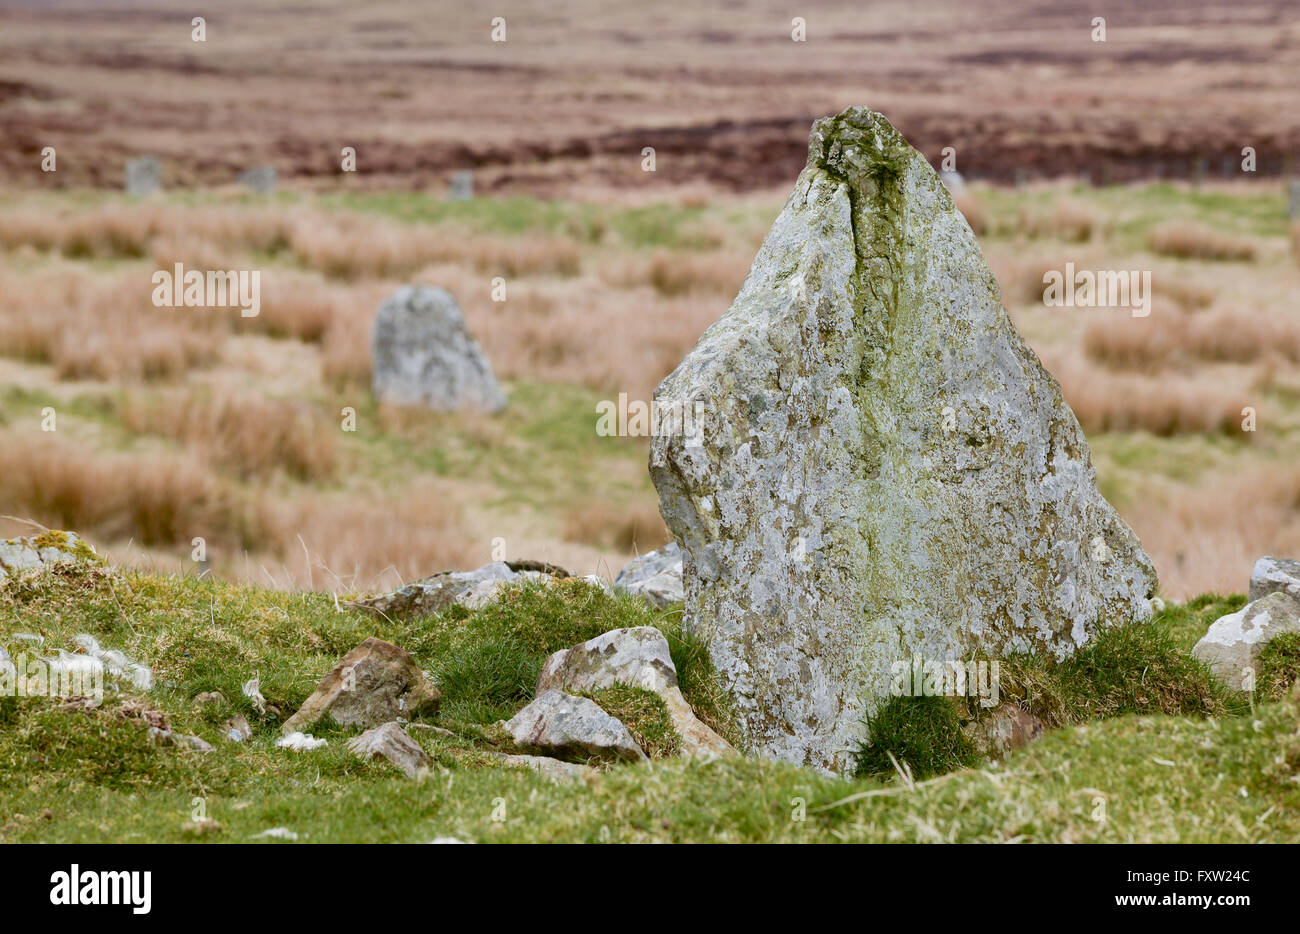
<box><xmin>371</xmin><ymin>286</ymin><xmax>506</xmax><ymax>413</ymax></box>
<box><xmin>649</xmin><ymin>107</ymin><xmax>1157</xmax><ymax>772</ymax></box>
<box><xmin>448</xmin><ymin>169</ymin><xmax>474</xmax><ymax>201</ymax></box>
<box><xmin>239</xmin><ymin>165</ymin><xmax>277</xmax><ymax>194</ymax></box>
<box><xmin>125</xmin><ymin>156</ymin><xmax>162</xmax><ymax>196</ymax></box>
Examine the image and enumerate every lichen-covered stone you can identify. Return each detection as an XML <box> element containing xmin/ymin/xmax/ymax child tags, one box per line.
<box><xmin>1193</xmin><ymin>592</ymin><xmax>1300</xmax><ymax>691</ymax></box>
<box><xmin>649</xmin><ymin>107</ymin><xmax>1157</xmax><ymax>772</ymax></box>
<box><xmin>346</xmin><ymin>722</ymin><xmax>432</xmax><ymax>779</ymax></box>
<box><xmin>503</xmin><ymin>690</ymin><xmax>648</xmax><ymax>763</ymax></box>
<box><xmin>371</xmin><ymin>285</ymin><xmax>506</xmax><ymax>412</ymax></box>
<box><xmin>613</xmin><ymin>543</ymin><xmax>684</xmax><ymax>608</ymax></box>
<box><xmin>1248</xmin><ymin>556</ymin><xmax>1300</xmax><ymax>603</ymax></box>
<box><xmin>0</xmin><ymin>530</ymin><xmax>101</xmax><ymax>581</ymax></box>
<box><xmin>348</xmin><ymin>560</ymin><xmax>567</xmax><ymax>619</ymax></box>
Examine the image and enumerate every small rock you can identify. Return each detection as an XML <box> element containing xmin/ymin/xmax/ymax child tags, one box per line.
<box><xmin>503</xmin><ymin>690</ymin><xmax>648</xmax><ymax>763</ymax></box>
<box><xmin>222</xmin><ymin>714</ymin><xmax>253</xmax><ymax>742</ymax></box>
<box><xmin>193</xmin><ymin>691</ymin><xmax>227</xmax><ymax>707</ymax></box>
<box><xmin>277</xmin><ymin>732</ymin><xmax>328</xmax><ymax>751</ymax></box>
<box><xmin>536</xmin><ymin>627</ymin><xmax>734</xmax><ymax>757</ymax></box>
<box><xmin>1249</xmin><ymin>557</ymin><xmax>1300</xmax><ymax>603</ymax></box>
<box><xmin>182</xmin><ymin>819</ymin><xmax>223</xmax><ymax>835</ymax></box>
<box><xmin>493</xmin><ymin>753</ymin><xmax>599</xmax><ymax>783</ymax></box>
<box><xmin>346</xmin><ymin>722</ymin><xmax>431</xmax><ymax>779</ymax></box>
<box><xmin>613</xmin><ymin>543</ymin><xmax>684</xmax><ymax>608</ymax></box>
<box><xmin>281</xmin><ymin>637</ymin><xmax>441</xmax><ymax>734</ymax></box>
<box><xmin>964</xmin><ymin>703</ymin><xmax>1046</xmax><ymax>758</ymax></box>
<box><xmin>1193</xmin><ymin>592</ymin><xmax>1300</xmax><ymax>691</ymax></box>
<box><xmin>429</xmin><ymin>836</ymin><xmax>471</xmax><ymax>844</ymax></box>
<box><xmin>371</xmin><ymin>285</ymin><xmax>506</xmax><ymax>413</ymax></box>
<box><xmin>251</xmin><ymin>827</ymin><xmax>299</xmax><ymax>841</ymax></box>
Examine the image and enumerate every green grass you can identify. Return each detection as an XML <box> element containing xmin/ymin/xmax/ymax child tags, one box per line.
<box><xmin>1257</xmin><ymin>631</ymin><xmax>1300</xmax><ymax>701</ymax></box>
<box><xmin>0</xmin><ymin>561</ymin><xmax>1296</xmax><ymax>842</ymax></box>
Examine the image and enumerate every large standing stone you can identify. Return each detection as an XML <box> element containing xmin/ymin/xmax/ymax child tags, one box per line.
<box><xmin>1248</xmin><ymin>557</ymin><xmax>1300</xmax><ymax>603</ymax></box>
<box><xmin>282</xmin><ymin>637</ymin><xmax>440</xmax><ymax>734</ymax></box>
<box><xmin>1193</xmin><ymin>592</ymin><xmax>1300</xmax><ymax>691</ymax></box>
<box><xmin>648</xmin><ymin>107</ymin><xmax>1158</xmax><ymax>772</ymax></box>
<box><xmin>371</xmin><ymin>286</ymin><xmax>506</xmax><ymax>412</ymax></box>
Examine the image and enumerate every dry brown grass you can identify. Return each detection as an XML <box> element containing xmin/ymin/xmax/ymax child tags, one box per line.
<box><xmin>951</xmin><ymin>191</ymin><xmax>987</xmax><ymax>236</ymax></box>
<box><xmin>120</xmin><ymin>390</ymin><xmax>338</xmax><ymax>483</ymax></box>
<box><xmin>1017</xmin><ymin>200</ymin><xmax>1096</xmax><ymax>242</ymax></box>
<box><xmin>1129</xmin><ymin>464</ymin><xmax>1300</xmax><ymax>599</ymax></box>
<box><xmin>1044</xmin><ymin>352</ymin><xmax>1248</xmax><ymax>438</ymax></box>
<box><xmin>1084</xmin><ymin>305</ymin><xmax>1300</xmax><ymax>372</ymax></box>
<box><xmin>1149</xmin><ymin>221</ymin><xmax>1257</xmax><ymax>262</ymax></box>
<box><xmin>562</xmin><ymin>500</ymin><xmax>669</xmax><ymax>553</ymax></box>
<box><xmin>1083</xmin><ymin>316</ymin><xmax>1176</xmax><ymax>371</ymax></box>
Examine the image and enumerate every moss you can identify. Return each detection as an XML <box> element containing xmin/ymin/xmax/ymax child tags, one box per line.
<box><xmin>855</xmin><ymin>690</ymin><xmax>979</xmax><ymax>781</ymax></box>
<box><xmin>584</xmin><ymin>684</ymin><xmax>681</xmax><ymax>758</ymax></box>
<box><xmin>30</xmin><ymin>530</ymin><xmax>100</xmax><ymax>564</ymax></box>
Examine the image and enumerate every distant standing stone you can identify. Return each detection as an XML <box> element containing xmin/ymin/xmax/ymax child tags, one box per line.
<box><xmin>239</xmin><ymin>165</ymin><xmax>277</xmax><ymax>193</ymax></box>
<box><xmin>371</xmin><ymin>286</ymin><xmax>506</xmax><ymax>412</ymax></box>
<box><xmin>448</xmin><ymin>169</ymin><xmax>474</xmax><ymax>201</ymax></box>
<box><xmin>125</xmin><ymin>156</ymin><xmax>162</xmax><ymax>196</ymax></box>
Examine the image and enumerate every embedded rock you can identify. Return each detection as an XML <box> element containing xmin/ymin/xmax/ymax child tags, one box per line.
<box><xmin>1248</xmin><ymin>557</ymin><xmax>1300</xmax><ymax>603</ymax></box>
<box><xmin>614</xmin><ymin>543</ymin><xmax>685</xmax><ymax>608</ymax></box>
<box><xmin>348</xmin><ymin>560</ymin><xmax>567</xmax><ymax>619</ymax></box>
<box><xmin>536</xmin><ymin>627</ymin><xmax>733</xmax><ymax>756</ymax></box>
<box><xmin>0</xmin><ymin>531</ymin><xmax>100</xmax><ymax>581</ymax></box>
<box><xmin>648</xmin><ymin>107</ymin><xmax>1158</xmax><ymax>772</ymax></box>
<box><xmin>281</xmin><ymin>637</ymin><xmax>440</xmax><ymax>733</ymax></box>
<box><xmin>493</xmin><ymin>753</ymin><xmax>598</xmax><ymax>783</ymax></box>
<box><xmin>371</xmin><ymin>285</ymin><xmax>506</xmax><ymax>412</ymax></box>
<box><xmin>346</xmin><ymin>722</ymin><xmax>431</xmax><ymax>779</ymax></box>
<box><xmin>503</xmin><ymin>690</ymin><xmax>647</xmax><ymax>763</ymax></box>
<box><xmin>1193</xmin><ymin>592</ymin><xmax>1300</xmax><ymax>691</ymax></box>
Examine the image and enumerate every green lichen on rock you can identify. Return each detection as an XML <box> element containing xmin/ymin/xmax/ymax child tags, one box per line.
<box><xmin>0</xmin><ymin>529</ymin><xmax>102</xmax><ymax>580</ymax></box>
<box><xmin>649</xmin><ymin>107</ymin><xmax>1158</xmax><ymax>772</ymax></box>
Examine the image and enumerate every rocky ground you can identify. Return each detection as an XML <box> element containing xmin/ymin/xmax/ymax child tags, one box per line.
<box><xmin>0</xmin><ymin>533</ymin><xmax>1297</xmax><ymax>843</ymax></box>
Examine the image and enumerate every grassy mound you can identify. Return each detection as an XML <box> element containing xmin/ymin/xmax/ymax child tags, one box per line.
<box><xmin>1</xmin><ymin>563</ymin><xmax>1295</xmax><ymax>843</ymax></box>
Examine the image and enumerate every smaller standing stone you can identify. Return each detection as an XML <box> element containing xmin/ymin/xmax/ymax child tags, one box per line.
<box><xmin>125</xmin><ymin>156</ymin><xmax>162</xmax><ymax>196</ymax></box>
<box><xmin>504</xmin><ymin>690</ymin><xmax>647</xmax><ymax>763</ymax></box>
<box><xmin>282</xmin><ymin>637</ymin><xmax>441</xmax><ymax>734</ymax></box>
<box><xmin>1248</xmin><ymin>556</ymin><xmax>1300</xmax><ymax>603</ymax></box>
<box><xmin>448</xmin><ymin>169</ymin><xmax>474</xmax><ymax>201</ymax></box>
<box><xmin>372</xmin><ymin>286</ymin><xmax>506</xmax><ymax>413</ymax></box>
<box><xmin>239</xmin><ymin>165</ymin><xmax>277</xmax><ymax>193</ymax></box>
<box><xmin>347</xmin><ymin>722</ymin><xmax>432</xmax><ymax>778</ymax></box>
<box><xmin>1193</xmin><ymin>592</ymin><xmax>1300</xmax><ymax>691</ymax></box>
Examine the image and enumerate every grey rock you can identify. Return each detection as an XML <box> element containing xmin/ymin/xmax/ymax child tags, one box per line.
<box><xmin>535</xmin><ymin>626</ymin><xmax>734</xmax><ymax>757</ymax></box>
<box><xmin>371</xmin><ymin>285</ymin><xmax>506</xmax><ymax>412</ymax></box>
<box><xmin>448</xmin><ymin>169</ymin><xmax>474</xmax><ymax>201</ymax></box>
<box><xmin>348</xmin><ymin>560</ymin><xmax>567</xmax><ymax>619</ymax></box>
<box><xmin>648</xmin><ymin>107</ymin><xmax>1157</xmax><ymax>772</ymax></box>
<box><xmin>281</xmin><ymin>637</ymin><xmax>441</xmax><ymax>734</ymax></box>
<box><xmin>503</xmin><ymin>690</ymin><xmax>647</xmax><ymax>763</ymax></box>
<box><xmin>346</xmin><ymin>722</ymin><xmax>432</xmax><ymax>779</ymax></box>
<box><xmin>1193</xmin><ymin>592</ymin><xmax>1300</xmax><ymax>691</ymax></box>
<box><xmin>1248</xmin><ymin>556</ymin><xmax>1300</xmax><ymax>603</ymax></box>
<box><xmin>614</xmin><ymin>543</ymin><xmax>685</xmax><ymax>608</ymax></box>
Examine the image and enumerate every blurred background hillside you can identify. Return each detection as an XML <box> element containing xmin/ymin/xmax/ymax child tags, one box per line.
<box><xmin>0</xmin><ymin>0</ymin><xmax>1297</xmax><ymax>598</ymax></box>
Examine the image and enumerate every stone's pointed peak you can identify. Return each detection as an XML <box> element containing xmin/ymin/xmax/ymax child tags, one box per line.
<box><xmin>807</xmin><ymin>107</ymin><xmax>915</xmax><ymax>194</ymax></box>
